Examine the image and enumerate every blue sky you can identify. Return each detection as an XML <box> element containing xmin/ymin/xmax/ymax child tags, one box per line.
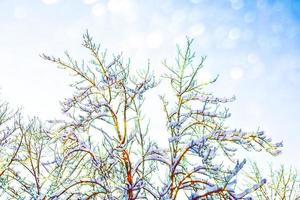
<box><xmin>0</xmin><ymin>0</ymin><xmax>300</xmax><ymax>170</ymax></box>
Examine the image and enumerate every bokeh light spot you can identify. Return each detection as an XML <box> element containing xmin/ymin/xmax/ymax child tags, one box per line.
<box><xmin>228</xmin><ymin>28</ymin><xmax>240</xmax><ymax>40</ymax></box>
<box><xmin>230</xmin><ymin>0</ymin><xmax>244</xmax><ymax>10</ymax></box>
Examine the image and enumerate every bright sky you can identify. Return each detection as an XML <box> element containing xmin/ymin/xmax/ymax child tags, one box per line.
<box><xmin>0</xmin><ymin>0</ymin><xmax>300</xmax><ymax>170</ymax></box>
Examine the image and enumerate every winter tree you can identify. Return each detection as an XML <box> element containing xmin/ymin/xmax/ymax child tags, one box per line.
<box><xmin>245</xmin><ymin>162</ymin><xmax>300</xmax><ymax>200</ymax></box>
<box><xmin>0</xmin><ymin>32</ymin><xmax>284</xmax><ymax>199</ymax></box>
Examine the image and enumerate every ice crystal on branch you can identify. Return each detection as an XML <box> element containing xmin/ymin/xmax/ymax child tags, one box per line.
<box><xmin>0</xmin><ymin>32</ymin><xmax>283</xmax><ymax>199</ymax></box>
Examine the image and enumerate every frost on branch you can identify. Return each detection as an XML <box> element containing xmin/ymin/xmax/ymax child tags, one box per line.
<box><xmin>158</xmin><ymin>38</ymin><xmax>282</xmax><ymax>199</ymax></box>
<box><xmin>0</xmin><ymin>33</ymin><xmax>283</xmax><ymax>199</ymax></box>
<box><xmin>244</xmin><ymin>162</ymin><xmax>300</xmax><ymax>200</ymax></box>
<box><xmin>0</xmin><ymin>99</ymin><xmax>23</xmax><ymax>186</ymax></box>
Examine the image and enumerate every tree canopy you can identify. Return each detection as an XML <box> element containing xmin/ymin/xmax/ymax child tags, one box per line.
<box><xmin>0</xmin><ymin>32</ymin><xmax>292</xmax><ymax>200</ymax></box>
